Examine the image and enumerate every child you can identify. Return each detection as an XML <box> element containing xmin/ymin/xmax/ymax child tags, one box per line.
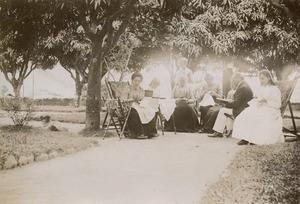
<box><xmin>40</xmin><ymin>115</ymin><xmax>66</xmax><ymax>131</ymax></box>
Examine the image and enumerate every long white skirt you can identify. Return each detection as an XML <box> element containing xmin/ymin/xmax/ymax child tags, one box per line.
<box><xmin>232</xmin><ymin>107</ymin><xmax>284</xmax><ymax>145</ymax></box>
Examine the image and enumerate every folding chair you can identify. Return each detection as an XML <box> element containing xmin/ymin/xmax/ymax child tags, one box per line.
<box><xmin>277</xmin><ymin>79</ymin><xmax>299</xmax><ymax>140</ymax></box>
<box><xmin>102</xmin><ymin>80</ymin><xmax>132</xmax><ymax>138</ymax></box>
<box><xmin>103</xmin><ymin>98</ymin><xmax>133</xmax><ymax>138</ymax></box>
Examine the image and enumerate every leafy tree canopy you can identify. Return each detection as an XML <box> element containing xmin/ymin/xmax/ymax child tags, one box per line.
<box><xmin>0</xmin><ymin>0</ymin><xmax>57</xmax><ymax>97</ymax></box>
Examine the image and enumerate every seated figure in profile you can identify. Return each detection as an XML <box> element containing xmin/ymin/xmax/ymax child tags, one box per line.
<box><xmin>208</xmin><ymin>73</ymin><xmax>253</xmax><ymax>138</ymax></box>
<box><xmin>198</xmin><ymin>86</ymin><xmax>235</xmax><ymax>135</ymax></box>
<box><xmin>196</xmin><ymin>73</ymin><xmax>222</xmax><ymax>131</ymax></box>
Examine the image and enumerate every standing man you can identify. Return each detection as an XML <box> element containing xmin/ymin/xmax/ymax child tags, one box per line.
<box><xmin>208</xmin><ymin>73</ymin><xmax>253</xmax><ymax>138</ymax></box>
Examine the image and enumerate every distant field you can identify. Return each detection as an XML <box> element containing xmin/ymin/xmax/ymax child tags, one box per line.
<box><xmin>33</xmin><ymin>106</ymin><xmax>106</xmax><ymax>124</ymax></box>
<box><xmin>34</xmin><ymin>111</ymin><xmax>86</xmax><ymax>124</ymax></box>
<box><xmin>35</xmin><ymin>105</ymin><xmax>86</xmax><ymax>112</ymax></box>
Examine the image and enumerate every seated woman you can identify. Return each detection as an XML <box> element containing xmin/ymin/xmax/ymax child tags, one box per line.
<box><xmin>232</xmin><ymin>70</ymin><xmax>284</xmax><ymax>145</ymax></box>
<box><xmin>126</xmin><ymin>72</ymin><xmax>159</xmax><ymax>139</ymax></box>
<box><xmin>147</xmin><ymin>77</ymin><xmax>161</xmax><ymax>98</ymax></box>
<box><xmin>165</xmin><ymin>75</ymin><xmax>200</xmax><ymax>132</ymax></box>
<box><xmin>197</xmin><ymin>73</ymin><xmax>222</xmax><ymax>130</ymax></box>
<box><xmin>198</xmin><ymin>88</ymin><xmax>235</xmax><ymax>134</ymax></box>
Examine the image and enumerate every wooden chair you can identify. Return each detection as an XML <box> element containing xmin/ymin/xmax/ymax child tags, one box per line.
<box><xmin>277</xmin><ymin>79</ymin><xmax>299</xmax><ymax>140</ymax></box>
<box><xmin>102</xmin><ymin>80</ymin><xmax>132</xmax><ymax>138</ymax></box>
<box><xmin>103</xmin><ymin>98</ymin><xmax>133</xmax><ymax>138</ymax></box>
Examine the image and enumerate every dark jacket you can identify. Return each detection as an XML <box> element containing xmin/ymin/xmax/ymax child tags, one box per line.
<box><xmin>226</xmin><ymin>81</ymin><xmax>253</xmax><ymax>117</ymax></box>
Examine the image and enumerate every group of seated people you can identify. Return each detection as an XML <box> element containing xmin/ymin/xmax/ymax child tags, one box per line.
<box><xmin>200</xmin><ymin>70</ymin><xmax>284</xmax><ymax>146</ymax></box>
<box><xmin>111</xmin><ymin>61</ymin><xmax>284</xmax><ymax>146</ymax></box>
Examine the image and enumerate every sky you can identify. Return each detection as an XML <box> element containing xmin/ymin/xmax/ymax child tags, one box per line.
<box><xmin>0</xmin><ymin>64</ymin><xmax>75</xmax><ymax>99</ymax></box>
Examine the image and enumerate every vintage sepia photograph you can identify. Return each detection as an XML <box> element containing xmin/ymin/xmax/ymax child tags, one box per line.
<box><xmin>0</xmin><ymin>0</ymin><xmax>300</xmax><ymax>203</ymax></box>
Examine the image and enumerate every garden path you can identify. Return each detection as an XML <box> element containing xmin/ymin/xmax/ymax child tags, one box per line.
<box><xmin>0</xmin><ymin>129</ymin><xmax>243</xmax><ymax>204</ymax></box>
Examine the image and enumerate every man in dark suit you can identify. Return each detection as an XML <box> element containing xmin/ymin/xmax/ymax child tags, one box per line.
<box><xmin>208</xmin><ymin>73</ymin><xmax>253</xmax><ymax>142</ymax></box>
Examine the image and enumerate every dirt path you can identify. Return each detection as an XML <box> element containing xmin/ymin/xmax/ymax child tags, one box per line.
<box><xmin>0</xmin><ymin>131</ymin><xmax>243</xmax><ymax>204</ymax></box>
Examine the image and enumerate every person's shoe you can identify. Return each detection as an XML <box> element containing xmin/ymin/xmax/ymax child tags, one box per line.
<box><xmin>148</xmin><ymin>133</ymin><xmax>160</xmax><ymax>139</ymax></box>
<box><xmin>237</xmin><ymin>139</ymin><xmax>249</xmax><ymax>145</ymax></box>
<box><xmin>198</xmin><ymin>129</ymin><xmax>206</xmax><ymax>134</ymax></box>
<box><xmin>224</xmin><ymin>130</ymin><xmax>232</xmax><ymax>138</ymax></box>
<box><xmin>208</xmin><ymin>132</ymin><xmax>223</xmax><ymax>138</ymax></box>
<box><xmin>136</xmin><ymin>134</ymin><xmax>148</xmax><ymax>139</ymax></box>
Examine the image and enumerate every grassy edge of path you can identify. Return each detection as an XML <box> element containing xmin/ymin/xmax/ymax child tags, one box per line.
<box><xmin>200</xmin><ymin>142</ymin><xmax>300</xmax><ymax>204</ymax></box>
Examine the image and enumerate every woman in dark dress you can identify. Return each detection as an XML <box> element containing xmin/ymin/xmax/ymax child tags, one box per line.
<box><xmin>126</xmin><ymin>72</ymin><xmax>159</xmax><ymax>139</ymax></box>
<box><xmin>165</xmin><ymin>75</ymin><xmax>200</xmax><ymax>132</ymax></box>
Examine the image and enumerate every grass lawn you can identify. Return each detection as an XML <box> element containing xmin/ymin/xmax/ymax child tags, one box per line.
<box><xmin>35</xmin><ymin>105</ymin><xmax>86</xmax><ymax>112</ymax></box>
<box><xmin>0</xmin><ymin>125</ymin><xmax>99</xmax><ymax>170</ymax></box>
<box><xmin>31</xmin><ymin>106</ymin><xmax>107</xmax><ymax>124</ymax></box>
<box><xmin>200</xmin><ymin>142</ymin><xmax>300</xmax><ymax>204</ymax></box>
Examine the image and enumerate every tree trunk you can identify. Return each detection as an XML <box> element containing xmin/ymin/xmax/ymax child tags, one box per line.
<box><xmin>76</xmin><ymin>94</ymin><xmax>81</xmax><ymax>107</ymax></box>
<box><xmin>85</xmin><ymin>59</ymin><xmax>102</xmax><ymax>130</ymax></box>
<box><xmin>13</xmin><ymin>84</ymin><xmax>22</xmax><ymax>98</ymax></box>
<box><xmin>75</xmin><ymin>82</ymin><xmax>84</xmax><ymax>107</ymax></box>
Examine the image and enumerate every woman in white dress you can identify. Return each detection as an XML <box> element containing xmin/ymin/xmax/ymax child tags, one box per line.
<box><xmin>232</xmin><ymin>70</ymin><xmax>284</xmax><ymax>145</ymax></box>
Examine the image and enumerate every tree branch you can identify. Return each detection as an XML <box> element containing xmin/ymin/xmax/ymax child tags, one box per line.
<box><xmin>24</xmin><ymin>63</ymin><xmax>36</xmax><ymax>79</ymax></box>
<box><xmin>65</xmin><ymin>66</ymin><xmax>77</xmax><ymax>81</ymax></box>
<box><xmin>2</xmin><ymin>70</ymin><xmax>13</xmax><ymax>85</ymax></box>
<box><xmin>267</xmin><ymin>0</ymin><xmax>294</xmax><ymax>20</ymax></box>
<box><xmin>102</xmin><ymin>1</ymin><xmax>135</xmax><ymax>57</ymax></box>
<box><xmin>19</xmin><ymin>51</ymin><xmax>30</xmax><ymax>81</ymax></box>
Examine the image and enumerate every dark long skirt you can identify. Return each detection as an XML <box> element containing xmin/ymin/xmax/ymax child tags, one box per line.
<box><xmin>127</xmin><ymin>108</ymin><xmax>157</xmax><ymax>138</ymax></box>
<box><xmin>199</xmin><ymin>105</ymin><xmax>213</xmax><ymax>128</ymax></box>
<box><xmin>201</xmin><ymin>105</ymin><xmax>222</xmax><ymax>133</ymax></box>
<box><xmin>165</xmin><ymin>105</ymin><xmax>200</xmax><ymax>132</ymax></box>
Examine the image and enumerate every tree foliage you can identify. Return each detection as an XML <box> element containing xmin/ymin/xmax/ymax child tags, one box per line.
<box><xmin>0</xmin><ymin>0</ymin><xmax>57</xmax><ymax>97</ymax></box>
<box><xmin>130</xmin><ymin>0</ymin><xmax>300</xmax><ymax>77</ymax></box>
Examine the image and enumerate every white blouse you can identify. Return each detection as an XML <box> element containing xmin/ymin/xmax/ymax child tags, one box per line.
<box><xmin>250</xmin><ymin>85</ymin><xmax>281</xmax><ymax>110</ymax></box>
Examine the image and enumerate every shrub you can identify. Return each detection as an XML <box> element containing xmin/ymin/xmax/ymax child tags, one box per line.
<box><xmin>0</xmin><ymin>97</ymin><xmax>35</xmax><ymax>127</ymax></box>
